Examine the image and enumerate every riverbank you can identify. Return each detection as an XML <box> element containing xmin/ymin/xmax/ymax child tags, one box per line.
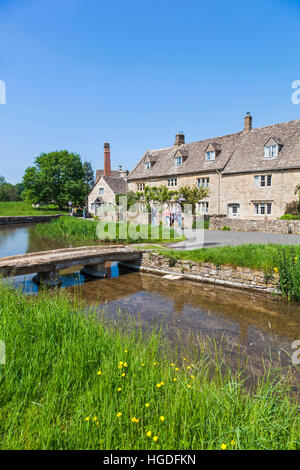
<box><xmin>0</xmin><ymin>283</ymin><xmax>298</xmax><ymax>450</ymax></box>
<box><xmin>0</xmin><ymin>202</ymin><xmax>67</xmax><ymax>216</ymax></box>
<box><xmin>35</xmin><ymin>216</ymin><xmax>185</xmax><ymax>244</ymax></box>
<box><xmin>0</xmin><ymin>215</ymin><xmax>62</xmax><ymax>226</ymax></box>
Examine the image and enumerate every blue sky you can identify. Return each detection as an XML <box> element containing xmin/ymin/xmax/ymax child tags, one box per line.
<box><xmin>0</xmin><ymin>0</ymin><xmax>300</xmax><ymax>184</ymax></box>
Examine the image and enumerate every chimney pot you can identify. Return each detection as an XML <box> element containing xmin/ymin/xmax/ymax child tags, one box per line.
<box><xmin>103</xmin><ymin>142</ymin><xmax>111</xmax><ymax>176</ymax></box>
<box><xmin>174</xmin><ymin>132</ymin><xmax>185</xmax><ymax>146</ymax></box>
<box><xmin>244</xmin><ymin>112</ymin><xmax>252</xmax><ymax>132</ymax></box>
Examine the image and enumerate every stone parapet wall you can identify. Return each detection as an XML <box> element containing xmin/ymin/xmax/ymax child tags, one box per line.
<box><xmin>121</xmin><ymin>251</ymin><xmax>278</xmax><ymax>294</ymax></box>
<box><xmin>0</xmin><ymin>215</ymin><xmax>62</xmax><ymax>226</ymax></box>
<box><xmin>209</xmin><ymin>216</ymin><xmax>300</xmax><ymax>234</ymax></box>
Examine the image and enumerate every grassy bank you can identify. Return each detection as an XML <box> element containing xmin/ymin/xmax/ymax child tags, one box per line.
<box><xmin>159</xmin><ymin>244</ymin><xmax>300</xmax><ymax>271</ymax></box>
<box><xmin>0</xmin><ymin>283</ymin><xmax>298</xmax><ymax>450</ymax></box>
<box><xmin>35</xmin><ymin>216</ymin><xmax>184</xmax><ymax>244</ymax></box>
<box><xmin>0</xmin><ymin>201</ymin><xmax>67</xmax><ymax>216</ymax></box>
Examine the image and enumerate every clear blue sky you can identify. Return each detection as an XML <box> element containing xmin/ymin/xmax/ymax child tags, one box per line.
<box><xmin>0</xmin><ymin>0</ymin><xmax>300</xmax><ymax>184</ymax></box>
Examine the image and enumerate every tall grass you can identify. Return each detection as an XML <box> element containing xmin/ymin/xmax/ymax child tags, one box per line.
<box><xmin>159</xmin><ymin>244</ymin><xmax>300</xmax><ymax>271</ymax></box>
<box><xmin>0</xmin><ymin>283</ymin><xmax>298</xmax><ymax>450</ymax></box>
<box><xmin>275</xmin><ymin>247</ymin><xmax>300</xmax><ymax>301</ymax></box>
<box><xmin>35</xmin><ymin>216</ymin><xmax>183</xmax><ymax>244</ymax></box>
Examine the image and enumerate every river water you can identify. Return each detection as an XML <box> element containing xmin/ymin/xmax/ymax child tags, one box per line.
<box><xmin>1</xmin><ymin>223</ymin><xmax>300</xmax><ymax>388</ymax></box>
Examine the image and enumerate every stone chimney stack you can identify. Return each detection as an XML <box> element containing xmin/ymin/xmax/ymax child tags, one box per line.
<box><xmin>244</xmin><ymin>112</ymin><xmax>252</xmax><ymax>133</ymax></box>
<box><xmin>174</xmin><ymin>132</ymin><xmax>185</xmax><ymax>146</ymax></box>
<box><xmin>103</xmin><ymin>142</ymin><xmax>111</xmax><ymax>177</ymax></box>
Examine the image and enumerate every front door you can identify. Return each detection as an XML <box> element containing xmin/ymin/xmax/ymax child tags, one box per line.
<box><xmin>228</xmin><ymin>204</ymin><xmax>240</xmax><ymax>218</ymax></box>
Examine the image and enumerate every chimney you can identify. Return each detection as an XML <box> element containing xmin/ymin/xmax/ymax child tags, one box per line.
<box><xmin>103</xmin><ymin>142</ymin><xmax>111</xmax><ymax>176</ymax></box>
<box><xmin>244</xmin><ymin>112</ymin><xmax>252</xmax><ymax>133</ymax></box>
<box><xmin>174</xmin><ymin>132</ymin><xmax>185</xmax><ymax>146</ymax></box>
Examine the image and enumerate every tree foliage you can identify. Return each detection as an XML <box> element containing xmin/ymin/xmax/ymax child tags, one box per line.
<box><xmin>83</xmin><ymin>161</ymin><xmax>95</xmax><ymax>199</ymax></box>
<box><xmin>23</xmin><ymin>151</ymin><xmax>86</xmax><ymax>208</ymax></box>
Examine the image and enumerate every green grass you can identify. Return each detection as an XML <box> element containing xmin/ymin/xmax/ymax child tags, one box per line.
<box><xmin>0</xmin><ymin>201</ymin><xmax>67</xmax><ymax>216</ymax></box>
<box><xmin>35</xmin><ymin>216</ymin><xmax>184</xmax><ymax>244</ymax></box>
<box><xmin>158</xmin><ymin>244</ymin><xmax>300</xmax><ymax>271</ymax></box>
<box><xmin>0</xmin><ymin>283</ymin><xmax>298</xmax><ymax>450</ymax></box>
<box><xmin>279</xmin><ymin>214</ymin><xmax>300</xmax><ymax>220</ymax></box>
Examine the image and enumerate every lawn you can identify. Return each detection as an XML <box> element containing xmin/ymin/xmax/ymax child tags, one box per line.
<box><xmin>0</xmin><ymin>201</ymin><xmax>67</xmax><ymax>216</ymax></box>
<box><xmin>159</xmin><ymin>243</ymin><xmax>300</xmax><ymax>271</ymax></box>
<box><xmin>0</xmin><ymin>283</ymin><xmax>298</xmax><ymax>450</ymax></box>
<box><xmin>35</xmin><ymin>216</ymin><xmax>184</xmax><ymax>244</ymax></box>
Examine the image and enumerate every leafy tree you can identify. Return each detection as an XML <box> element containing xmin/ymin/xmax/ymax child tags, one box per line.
<box><xmin>144</xmin><ymin>185</ymin><xmax>178</xmax><ymax>208</ymax></box>
<box><xmin>116</xmin><ymin>191</ymin><xmax>141</xmax><ymax>209</ymax></box>
<box><xmin>178</xmin><ymin>185</ymin><xmax>210</xmax><ymax>224</ymax></box>
<box><xmin>23</xmin><ymin>151</ymin><xmax>86</xmax><ymax>209</ymax></box>
<box><xmin>0</xmin><ymin>183</ymin><xmax>21</xmax><ymax>202</ymax></box>
<box><xmin>83</xmin><ymin>161</ymin><xmax>95</xmax><ymax>199</ymax></box>
<box><xmin>0</xmin><ymin>175</ymin><xmax>5</xmax><ymax>186</ymax></box>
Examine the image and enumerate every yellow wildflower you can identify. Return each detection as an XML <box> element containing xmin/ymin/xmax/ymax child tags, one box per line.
<box><xmin>175</xmin><ymin>367</ymin><xmax>179</xmax><ymax>372</ymax></box>
<box><xmin>117</xmin><ymin>412</ymin><xmax>122</xmax><ymax>418</ymax></box>
<box><xmin>187</xmin><ymin>384</ymin><xmax>191</xmax><ymax>389</ymax></box>
<box><xmin>191</xmin><ymin>375</ymin><xmax>195</xmax><ymax>379</ymax></box>
<box><xmin>92</xmin><ymin>416</ymin><xmax>98</xmax><ymax>422</ymax></box>
<box><xmin>96</xmin><ymin>421</ymin><xmax>99</xmax><ymax>426</ymax></box>
<box><xmin>97</xmin><ymin>370</ymin><xmax>102</xmax><ymax>375</ymax></box>
<box><xmin>231</xmin><ymin>440</ymin><xmax>236</xmax><ymax>446</ymax></box>
<box><xmin>156</xmin><ymin>383</ymin><xmax>161</xmax><ymax>388</ymax></box>
<box><xmin>122</xmin><ymin>373</ymin><xmax>126</xmax><ymax>377</ymax></box>
<box><xmin>145</xmin><ymin>403</ymin><xmax>150</xmax><ymax>408</ymax></box>
<box><xmin>160</xmin><ymin>416</ymin><xmax>165</xmax><ymax>422</ymax></box>
<box><xmin>146</xmin><ymin>430</ymin><xmax>152</xmax><ymax>437</ymax></box>
<box><xmin>153</xmin><ymin>436</ymin><xmax>159</xmax><ymax>442</ymax></box>
<box><xmin>131</xmin><ymin>417</ymin><xmax>139</xmax><ymax>423</ymax></box>
<box><xmin>294</xmin><ymin>257</ymin><xmax>298</xmax><ymax>262</ymax></box>
<box><xmin>173</xmin><ymin>377</ymin><xmax>177</xmax><ymax>382</ymax></box>
<box><xmin>153</xmin><ymin>362</ymin><xmax>157</xmax><ymax>366</ymax></box>
<box><xmin>123</xmin><ymin>362</ymin><xmax>128</xmax><ymax>368</ymax></box>
<box><xmin>124</xmin><ymin>350</ymin><xmax>128</xmax><ymax>353</ymax></box>
<box><xmin>221</xmin><ymin>443</ymin><xmax>227</xmax><ymax>450</ymax></box>
<box><xmin>171</xmin><ymin>363</ymin><xmax>175</xmax><ymax>367</ymax></box>
<box><xmin>183</xmin><ymin>358</ymin><xmax>186</xmax><ymax>361</ymax></box>
<box><xmin>160</xmin><ymin>381</ymin><xmax>164</xmax><ymax>386</ymax></box>
<box><xmin>117</xmin><ymin>387</ymin><xmax>122</xmax><ymax>392</ymax></box>
<box><xmin>187</xmin><ymin>366</ymin><xmax>191</xmax><ymax>370</ymax></box>
<box><xmin>274</xmin><ymin>267</ymin><xmax>278</xmax><ymax>273</ymax></box>
<box><xmin>85</xmin><ymin>416</ymin><xmax>90</xmax><ymax>422</ymax></box>
<box><xmin>141</xmin><ymin>363</ymin><xmax>145</xmax><ymax>367</ymax></box>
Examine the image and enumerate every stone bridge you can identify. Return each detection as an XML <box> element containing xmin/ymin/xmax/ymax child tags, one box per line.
<box><xmin>0</xmin><ymin>245</ymin><xmax>141</xmax><ymax>285</ymax></box>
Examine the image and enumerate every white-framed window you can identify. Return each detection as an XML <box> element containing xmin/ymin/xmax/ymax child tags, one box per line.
<box><xmin>99</xmin><ymin>187</ymin><xmax>104</xmax><ymax>195</ymax></box>
<box><xmin>254</xmin><ymin>175</ymin><xmax>272</xmax><ymax>187</ymax></box>
<box><xmin>264</xmin><ymin>145</ymin><xmax>278</xmax><ymax>158</ymax></box>
<box><xmin>197</xmin><ymin>177</ymin><xmax>210</xmax><ymax>188</ymax></box>
<box><xmin>175</xmin><ymin>156</ymin><xmax>182</xmax><ymax>166</ymax></box>
<box><xmin>199</xmin><ymin>202</ymin><xmax>209</xmax><ymax>213</ymax></box>
<box><xmin>254</xmin><ymin>202</ymin><xmax>272</xmax><ymax>215</ymax></box>
<box><xmin>206</xmin><ymin>151</ymin><xmax>215</xmax><ymax>161</ymax></box>
<box><xmin>167</xmin><ymin>178</ymin><xmax>177</xmax><ymax>187</ymax></box>
<box><xmin>145</xmin><ymin>161</ymin><xmax>151</xmax><ymax>170</ymax></box>
<box><xmin>136</xmin><ymin>182</ymin><xmax>145</xmax><ymax>191</ymax></box>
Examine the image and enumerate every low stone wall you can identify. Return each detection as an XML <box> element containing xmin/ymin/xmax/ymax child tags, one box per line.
<box><xmin>121</xmin><ymin>251</ymin><xmax>278</xmax><ymax>294</ymax></box>
<box><xmin>0</xmin><ymin>215</ymin><xmax>62</xmax><ymax>226</ymax></box>
<box><xmin>210</xmin><ymin>216</ymin><xmax>300</xmax><ymax>234</ymax></box>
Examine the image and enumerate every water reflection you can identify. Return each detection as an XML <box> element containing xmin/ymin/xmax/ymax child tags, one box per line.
<box><xmin>1</xmin><ymin>224</ymin><xmax>299</xmax><ymax>387</ymax></box>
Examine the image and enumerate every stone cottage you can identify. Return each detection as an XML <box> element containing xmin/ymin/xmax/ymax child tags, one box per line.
<box><xmin>127</xmin><ymin>114</ymin><xmax>300</xmax><ymax>219</ymax></box>
<box><xmin>88</xmin><ymin>143</ymin><xmax>128</xmax><ymax>215</ymax></box>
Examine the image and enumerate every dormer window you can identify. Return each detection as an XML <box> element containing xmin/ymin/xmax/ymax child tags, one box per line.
<box><xmin>175</xmin><ymin>156</ymin><xmax>182</xmax><ymax>166</ymax></box>
<box><xmin>206</xmin><ymin>151</ymin><xmax>215</xmax><ymax>162</ymax></box>
<box><xmin>264</xmin><ymin>137</ymin><xmax>282</xmax><ymax>159</ymax></box>
<box><xmin>264</xmin><ymin>145</ymin><xmax>278</xmax><ymax>158</ymax></box>
<box><xmin>99</xmin><ymin>187</ymin><xmax>104</xmax><ymax>195</ymax></box>
<box><xmin>145</xmin><ymin>161</ymin><xmax>151</xmax><ymax>170</ymax></box>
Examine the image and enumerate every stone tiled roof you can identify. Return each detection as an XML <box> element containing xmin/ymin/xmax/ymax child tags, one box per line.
<box><xmin>127</xmin><ymin>119</ymin><xmax>300</xmax><ymax>180</ymax></box>
<box><xmin>96</xmin><ymin>170</ymin><xmax>122</xmax><ymax>183</ymax></box>
<box><xmin>223</xmin><ymin>119</ymin><xmax>300</xmax><ymax>174</ymax></box>
<box><xmin>102</xmin><ymin>176</ymin><xmax>127</xmax><ymax>195</ymax></box>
